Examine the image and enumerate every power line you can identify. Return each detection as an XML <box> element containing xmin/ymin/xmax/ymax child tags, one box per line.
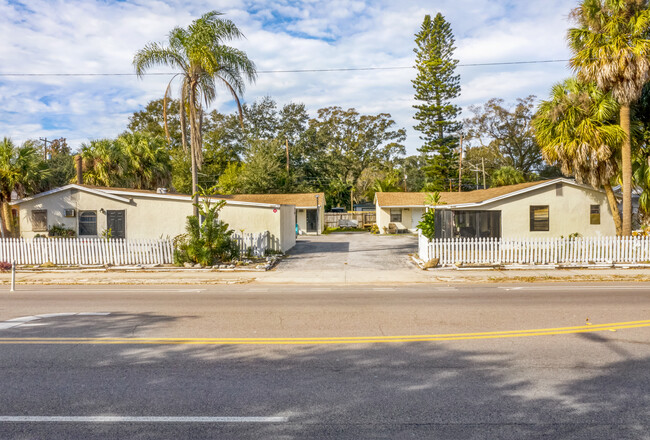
<box><xmin>0</xmin><ymin>59</ymin><xmax>571</xmax><ymax>77</ymax></box>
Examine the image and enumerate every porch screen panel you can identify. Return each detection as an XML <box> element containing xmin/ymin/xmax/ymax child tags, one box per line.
<box><xmin>453</xmin><ymin>211</ymin><xmax>501</xmax><ymax>239</ymax></box>
<box><xmin>434</xmin><ymin>210</ymin><xmax>454</xmax><ymax>239</ymax></box>
<box><xmin>478</xmin><ymin>211</ymin><xmax>501</xmax><ymax>238</ymax></box>
<box><xmin>455</xmin><ymin>211</ymin><xmax>477</xmax><ymax>238</ymax></box>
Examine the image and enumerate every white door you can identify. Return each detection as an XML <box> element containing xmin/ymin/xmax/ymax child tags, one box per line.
<box><xmin>411</xmin><ymin>208</ymin><xmax>423</xmax><ymax>232</ymax></box>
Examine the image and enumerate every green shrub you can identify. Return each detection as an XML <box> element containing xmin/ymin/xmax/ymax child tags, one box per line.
<box><xmin>48</xmin><ymin>224</ymin><xmax>76</xmax><ymax>238</ymax></box>
<box><xmin>417</xmin><ymin>192</ymin><xmax>441</xmax><ymax>242</ymax></box>
<box><xmin>174</xmin><ymin>187</ymin><xmax>240</xmax><ymax>266</ymax></box>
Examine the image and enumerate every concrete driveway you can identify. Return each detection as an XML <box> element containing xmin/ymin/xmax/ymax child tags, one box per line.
<box><xmin>261</xmin><ymin>232</ymin><xmax>420</xmax><ymax>283</ymax></box>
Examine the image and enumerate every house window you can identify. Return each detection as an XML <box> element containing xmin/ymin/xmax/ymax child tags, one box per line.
<box><xmin>590</xmin><ymin>205</ymin><xmax>600</xmax><ymax>225</ymax></box>
<box><xmin>79</xmin><ymin>211</ymin><xmax>97</xmax><ymax>236</ymax></box>
<box><xmin>530</xmin><ymin>206</ymin><xmax>549</xmax><ymax>231</ymax></box>
<box><xmin>31</xmin><ymin>210</ymin><xmax>47</xmax><ymax>232</ymax></box>
<box><xmin>390</xmin><ymin>209</ymin><xmax>402</xmax><ymax>223</ymax></box>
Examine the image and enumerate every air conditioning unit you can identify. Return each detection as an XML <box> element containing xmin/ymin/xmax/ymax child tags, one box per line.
<box><xmin>64</xmin><ymin>209</ymin><xmax>76</xmax><ymax>218</ymax></box>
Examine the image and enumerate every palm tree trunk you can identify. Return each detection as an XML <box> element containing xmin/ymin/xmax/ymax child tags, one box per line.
<box><xmin>604</xmin><ymin>183</ymin><xmax>622</xmax><ymax>236</ymax></box>
<box><xmin>620</xmin><ymin>104</ymin><xmax>633</xmax><ymax>235</ymax></box>
<box><xmin>1</xmin><ymin>200</ymin><xmax>15</xmax><ymax>237</ymax></box>
<box><xmin>188</xmin><ymin>85</ymin><xmax>199</xmax><ymax>218</ymax></box>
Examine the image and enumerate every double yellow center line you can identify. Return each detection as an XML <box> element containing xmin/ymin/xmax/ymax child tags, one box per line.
<box><xmin>1</xmin><ymin>320</ymin><xmax>649</xmax><ymax>345</ymax></box>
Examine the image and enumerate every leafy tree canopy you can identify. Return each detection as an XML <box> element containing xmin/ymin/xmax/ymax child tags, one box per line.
<box><xmin>465</xmin><ymin>96</ymin><xmax>543</xmax><ymax>177</ymax></box>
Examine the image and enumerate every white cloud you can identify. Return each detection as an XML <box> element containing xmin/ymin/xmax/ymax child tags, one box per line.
<box><xmin>0</xmin><ymin>0</ymin><xmax>579</xmax><ymax>154</ymax></box>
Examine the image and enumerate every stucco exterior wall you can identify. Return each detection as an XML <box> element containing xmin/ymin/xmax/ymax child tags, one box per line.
<box><xmin>279</xmin><ymin>204</ymin><xmax>296</xmax><ymax>251</ymax></box>
<box><xmin>78</xmin><ymin>191</ymin><xmax>191</xmax><ymax>239</ymax></box>
<box><xmin>319</xmin><ymin>206</ymin><xmax>324</xmax><ymax>233</ymax></box>
<box><xmin>376</xmin><ymin>183</ymin><xmax>616</xmax><ymax>238</ymax></box>
<box><xmin>376</xmin><ymin>201</ymin><xmax>389</xmax><ymax>234</ymax></box>
<box><xmin>453</xmin><ymin>183</ymin><xmax>616</xmax><ymax>237</ymax></box>
<box><xmin>17</xmin><ymin>189</ymin><xmax>81</xmax><ymax>237</ymax></box>
<box><xmin>376</xmin><ymin>205</ymin><xmax>419</xmax><ymax>234</ymax></box>
<box><xmin>15</xmin><ymin>188</ymin><xmax>298</xmax><ymax>251</ymax></box>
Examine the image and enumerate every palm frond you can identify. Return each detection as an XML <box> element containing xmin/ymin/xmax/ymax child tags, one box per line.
<box><xmin>133</xmin><ymin>43</ymin><xmax>187</xmax><ymax>77</ymax></box>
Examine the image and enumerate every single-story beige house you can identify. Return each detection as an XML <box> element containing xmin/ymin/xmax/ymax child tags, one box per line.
<box><xmin>11</xmin><ymin>184</ymin><xmax>297</xmax><ymax>252</ymax></box>
<box><xmin>374</xmin><ymin>178</ymin><xmax>617</xmax><ymax>238</ymax></box>
<box><xmin>217</xmin><ymin>193</ymin><xmax>325</xmax><ymax>235</ymax></box>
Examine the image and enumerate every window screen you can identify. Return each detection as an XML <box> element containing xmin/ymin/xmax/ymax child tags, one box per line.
<box><xmin>79</xmin><ymin>211</ymin><xmax>97</xmax><ymax>236</ymax></box>
<box><xmin>530</xmin><ymin>206</ymin><xmax>549</xmax><ymax>231</ymax></box>
<box><xmin>31</xmin><ymin>210</ymin><xmax>47</xmax><ymax>232</ymax></box>
<box><xmin>390</xmin><ymin>209</ymin><xmax>402</xmax><ymax>223</ymax></box>
<box><xmin>590</xmin><ymin>205</ymin><xmax>600</xmax><ymax>225</ymax></box>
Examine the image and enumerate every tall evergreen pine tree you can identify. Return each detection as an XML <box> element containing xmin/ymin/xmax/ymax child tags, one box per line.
<box><xmin>412</xmin><ymin>13</ymin><xmax>461</xmax><ymax>191</ymax></box>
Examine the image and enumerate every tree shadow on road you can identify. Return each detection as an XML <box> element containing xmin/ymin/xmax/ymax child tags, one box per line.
<box><xmin>2</xmin><ymin>316</ymin><xmax>649</xmax><ymax>439</ymax></box>
<box><xmin>0</xmin><ymin>312</ymin><xmax>189</xmax><ymax>338</ymax></box>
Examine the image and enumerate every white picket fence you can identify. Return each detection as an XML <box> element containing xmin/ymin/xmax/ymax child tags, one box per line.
<box><xmin>419</xmin><ymin>235</ymin><xmax>650</xmax><ymax>266</ymax></box>
<box><xmin>0</xmin><ymin>238</ymin><xmax>175</xmax><ymax>266</ymax></box>
<box><xmin>231</xmin><ymin>231</ymin><xmax>269</xmax><ymax>257</ymax></box>
<box><xmin>0</xmin><ymin>232</ymin><xmax>271</xmax><ymax>266</ymax></box>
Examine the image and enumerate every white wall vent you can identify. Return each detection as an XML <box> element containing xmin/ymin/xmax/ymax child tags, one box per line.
<box><xmin>64</xmin><ymin>209</ymin><xmax>76</xmax><ymax>217</ymax></box>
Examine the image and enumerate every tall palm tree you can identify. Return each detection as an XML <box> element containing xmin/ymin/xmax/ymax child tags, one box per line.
<box><xmin>567</xmin><ymin>0</ymin><xmax>650</xmax><ymax>235</ymax></box>
<box><xmin>533</xmin><ymin>78</ymin><xmax>625</xmax><ymax>235</ymax></box>
<box><xmin>133</xmin><ymin>11</ymin><xmax>256</xmax><ymax>216</ymax></box>
<box><xmin>0</xmin><ymin>138</ymin><xmax>47</xmax><ymax>236</ymax></box>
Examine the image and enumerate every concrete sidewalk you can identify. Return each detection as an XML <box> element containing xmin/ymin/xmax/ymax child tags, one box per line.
<box><xmin>2</xmin><ymin>264</ymin><xmax>650</xmax><ymax>285</ymax></box>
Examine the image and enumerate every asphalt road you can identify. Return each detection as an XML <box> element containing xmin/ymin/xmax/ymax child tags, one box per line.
<box><xmin>1</xmin><ymin>283</ymin><xmax>650</xmax><ymax>439</ymax></box>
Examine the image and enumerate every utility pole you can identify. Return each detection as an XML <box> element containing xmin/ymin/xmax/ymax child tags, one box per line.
<box><xmin>481</xmin><ymin>157</ymin><xmax>486</xmax><ymax>189</ymax></box>
<box><xmin>465</xmin><ymin>162</ymin><xmax>482</xmax><ymax>190</ymax></box>
<box><xmin>285</xmin><ymin>139</ymin><xmax>290</xmax><ymax>173</ymax></box>
<box><xmin>39</xmin><ymin>137</ymin><xmax>50</xmax><ymax>160</ymax></box>
<box><xmin>458</xmin><ymin>134</ymin><xmax>463</xmax><ymax>192</ymax></box>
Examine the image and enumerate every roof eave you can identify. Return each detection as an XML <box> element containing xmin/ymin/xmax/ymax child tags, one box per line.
<box><xmin>11</xmin><ymin>184</ymin><xmax>132</xmax><ymax>205</ymax></box>
<box><xmin>101</xmin><ymin>190</ymin><xmax>282</xmax><ymax>208</ymax></box>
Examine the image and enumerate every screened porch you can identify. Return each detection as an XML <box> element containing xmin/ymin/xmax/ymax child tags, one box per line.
<box><xmin>434</xmin><ymin>210</ymin><xmax>502</xmax><ymax>239</ymax></box>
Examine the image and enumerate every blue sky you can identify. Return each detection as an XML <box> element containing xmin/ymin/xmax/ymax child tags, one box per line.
<box><xmin>0</xmin><ymin>0</ymin><xmax>576</xmax><ymax>154</ymax></box>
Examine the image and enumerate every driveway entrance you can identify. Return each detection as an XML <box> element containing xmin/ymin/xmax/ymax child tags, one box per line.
<box><xmin>267</xmin><ymin>233</ymin><xmax>419</xmax><ymax>283</ymax></box>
